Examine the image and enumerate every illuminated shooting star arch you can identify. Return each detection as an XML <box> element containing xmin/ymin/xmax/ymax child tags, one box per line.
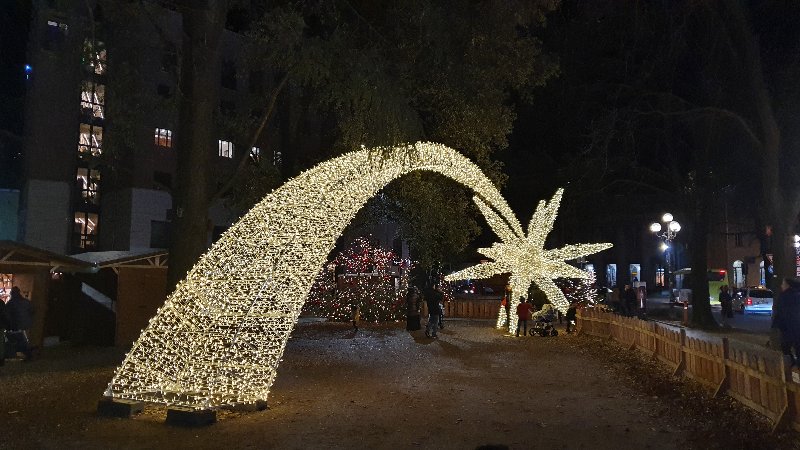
<box><xmin>105</xmin><ymin>142</ymin><xmax>525</xmax><ymax>409</ymax></box>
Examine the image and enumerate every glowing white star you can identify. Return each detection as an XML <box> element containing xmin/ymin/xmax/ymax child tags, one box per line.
<box><xmin>445</xmin><ymin>188</ymin><xmax>612</xmax><ymax>330</ymax></box>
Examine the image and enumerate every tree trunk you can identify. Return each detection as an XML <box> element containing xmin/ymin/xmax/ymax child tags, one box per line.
<box><xmin>689</xmin><ymin>185</ymin><xmax>717</xmax><ymax>328</ymax></box>
<box><xmin>167</xmin><ymin>4</ymin><xmax>226</xmax><ymax>291</ymax></box>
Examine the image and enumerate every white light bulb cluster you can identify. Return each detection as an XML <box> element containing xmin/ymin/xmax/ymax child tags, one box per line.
<box><xmin>105</xmin><ymin>142</ymin><xmax>521</xmax><ymax>409</ymax></box>
<box><xmin>444</xmin><ymin>189</ymin><xmax>612</xmax><ymax>333</ymax></box>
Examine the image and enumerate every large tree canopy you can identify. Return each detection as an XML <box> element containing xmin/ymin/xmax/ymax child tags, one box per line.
<box><xmin>162</xmin><ymin>0</ymin><xmax>559</xmax><ymax>287</ymax></box>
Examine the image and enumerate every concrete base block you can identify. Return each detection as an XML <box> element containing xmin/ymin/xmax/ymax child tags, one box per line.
<box><xmin>96</xmin><ymin>397</ymin><xmax>144</xmax><ymax>418</ymax></box>
<box><xmin>165</xmin><ymin>407</ymin><xmax>217</xmax><ymax>427</ymax></box>
<box><xmin>223</xmin><ymin>400</ymin><xmax>268</xmax><ymax>412</ymax></box>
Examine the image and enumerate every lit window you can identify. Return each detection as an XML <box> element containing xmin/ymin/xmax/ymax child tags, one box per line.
<box><xmin>655</xmin><ymin>266</ymin><xmax>665</xmax><ymax>287</ymax></box>
<box><xmin>78</xmin><ymin>123</ymin><xmax>103</xmax><ymax>156</ymax></box>
<box><xmin>80</xmin><ymin>81</ymin><xmax>105</xmax><ymax>119</ymax></box>
<box><xmin>76</xmin><ymin>167</ymin><xmax>101</xmax><ymax>205</ymax></box>
<box><xmin>154</xmin><ymin>128</ymin><xmax>173</xmax><ymax>148</ymax></box>
<box><xmin>82</xmin><ymin>39</ymin><xmax>107</xmax><ymax>75</ymax></box>
<box><xmin>273</xmin><ymin>150</ymin><xmax>282</xmax><ymax>168</ymax></box>
<box><xmin>74</xmin><ymin>211</ymin><xmax>99</xmax><ymax>250</ymax></box>
<box><xmin>219</xmin><ymin>140</ymin><xmax>234</xmax><ymax>158</ymax></box>
<box><xmin>250</xmin><ymin>146</ymin><xmax>260</xmax><ymax>161</ymax></box>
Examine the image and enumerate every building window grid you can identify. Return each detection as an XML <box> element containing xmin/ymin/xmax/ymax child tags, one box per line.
<box><xmin>82</xmin><ymin>39</ymin><xmax>107</xmax><ymax>75</ymax></box>
<box><xmin>78</xmin><ymin>123</ymin><xmax>103</xmax><ymax>156</ymax></box>
<box><xmin>74</xmin><ymin>211</ymin><xmax>99</xmax><ymax>250</ymax></box>
<box><xmin>76</xmin><ymin>167</ymin><xmax>100</xmax><ymax>205</ymax></box>
<box><xmin>80</xmin><ymin>81</ymin><xmax>105</xmax><ymax>119</ymax></box>
<box><xmin>219</xmin><ymin>140</ymin><xmax>234</xmax><ymax>158</ymax></box>
<box><xmin>154</xmin><ymin>128</ymin><xmax>173</xmax><ymax>148</ymax></box>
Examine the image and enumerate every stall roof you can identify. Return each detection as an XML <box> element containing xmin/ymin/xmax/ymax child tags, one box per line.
<box><xmin>0</xmin><ymin>240</ymin><xmax>93</xmax><ymax>273</ymax></box>
<box><xmin>71</xmin><ymin>249</ymin><xmax>169</xmax><ymax>270</ymax></box>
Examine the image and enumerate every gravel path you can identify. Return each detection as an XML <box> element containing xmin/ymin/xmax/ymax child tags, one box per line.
<box><xmin>0</xmin><ymin>319</ymin><xmax>796</xmax><ymax>449</ymax></box>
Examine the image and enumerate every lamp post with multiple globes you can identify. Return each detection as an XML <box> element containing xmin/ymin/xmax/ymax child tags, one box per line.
<box><xmin>649</xmin><ymin>213</ymin><xmax>681</xmax><ymax>302</ymax></box>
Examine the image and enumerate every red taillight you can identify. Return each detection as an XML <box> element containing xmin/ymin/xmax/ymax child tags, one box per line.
<box><xmin>720</xmin><ymin>270</ymin><xmax>726</xmax><ymax>275</ymax></box>
<box><xmin>747</xmin><ymin>298</ymin><xmax>753</xmax><ymax>306</ymax></box>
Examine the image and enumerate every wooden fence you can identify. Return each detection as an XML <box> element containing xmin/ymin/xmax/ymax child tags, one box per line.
<box><xmin>577</xmin><ymin>308</ymin><xmax>800</xmax><ymax>432</ymax></box>
<box><xmin>421</xmin><ymin>298</ymin><xmax>501</xmax><ymax>320</ymax></box>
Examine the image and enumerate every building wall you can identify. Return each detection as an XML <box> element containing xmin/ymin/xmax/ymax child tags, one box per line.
<box><xmin>98</xmin><ymin>188</ymin><xmax>132</xmax><ymax>250</ymax></box>
<box><xmin>20</xmin><ymin>179</ymin><xmax>70</xmax><ymax>253</ymax></box>
<box><xmin>130</xmin><ymin>188</ymin><xmax>172</xmax><ymax>250</ymax></box>
<box><xmin>0</xmin><ymin>189</ymin><xmax>20</xmax><ymax>240</ymax></box>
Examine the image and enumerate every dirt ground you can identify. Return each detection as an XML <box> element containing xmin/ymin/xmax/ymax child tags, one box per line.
<box><xmin>1</xmin><ymin>319</ymin><xmax>798</xmax><ymax>450</ymax></box>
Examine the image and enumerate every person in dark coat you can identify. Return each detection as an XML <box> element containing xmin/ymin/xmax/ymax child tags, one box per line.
<box><xmin>623</xmin><ymin>284</ymin><xmax>637</xmax><ymax>317</ymax></box>
<box><xmin>719</xmin><ymin>285</ymin><xmax>734</xmax><ymax>327</ymax></box>
<box><xmin>565</xmin><ymin>302</ymin><xmax>578</xmax><ymax>333</ymax></box>
<box><xmin>6</xmin><ymin>286</ymin><xmax>34</xmax><ymax>361</ymax></box>
<box><xmin>774</xmin><ymin>277</ymin><xmax>800</xmax><ymax>367</ymax></box>
<box><xmin>425</xmin><ymin>284</ymin><xmax>443</xmax><ymax>339</ymax></box>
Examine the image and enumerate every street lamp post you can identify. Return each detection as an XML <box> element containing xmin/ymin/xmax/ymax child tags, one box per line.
<box><xmin>650</xmin><ymin>213</ymin><xmax>681</xmax><ymax>303</ymax></box>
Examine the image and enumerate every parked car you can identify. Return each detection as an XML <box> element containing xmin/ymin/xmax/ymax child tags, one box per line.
<box><xmin>732</xmin><ymin>286</ymin><xmax>774</xmax><ymax>314</ymax></box>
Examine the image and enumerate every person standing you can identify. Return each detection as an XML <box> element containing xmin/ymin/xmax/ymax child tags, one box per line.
<box><xmin>719</xmin><ymin>285</ymin><xmax>733</xmax><ymax>327</ymax></box>
<box><xmin>0</xmin><ymin>294</ymin><xmax>10</xmax><ymax>366</ymax></box>
<box><xmin>425</xmin><ymin>284</ymin><xmax>443</xmax><ymax>339</ymax></box>
<box><xmin>565</xmin><ymin>302</ymin><xmax>578</xmax><ymax>333</ymax></box>
<box><xmin>6</xmin><ymin>286</ymin><xmax>33</xmax><ymax>361</ymax></box>
<box><xmin>773</xmin><ymin>277</ymin><xmax>800</xmax><ymax>367</ymax></box>
<box><xmin>515</xmin><ymin>297</ymin><xmax>532</xmax><ymax>337</ymax></box>
<box><xmin>623</xmin><ymin>284</ymin><xmax>637</xmax><ymax>317</ymax></box>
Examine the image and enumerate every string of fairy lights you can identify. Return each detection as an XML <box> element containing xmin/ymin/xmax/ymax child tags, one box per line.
<box><xmin>105</xmin><ymin>142</ymin><xmax>524</xmax><ymax>409</ymax></box>
<box><xmin>444</xmin><ymin>189</ymin><xmax>612</xmax><ymax>334</ymax></box>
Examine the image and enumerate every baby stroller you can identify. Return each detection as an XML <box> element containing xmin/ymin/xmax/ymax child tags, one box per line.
<box><xmin>529</xmin><ymin>304</ymin><xmax>558</xmax><ymax>337</ymax></box>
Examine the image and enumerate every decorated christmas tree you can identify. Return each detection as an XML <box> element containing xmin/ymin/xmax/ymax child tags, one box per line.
<box><xmin>303</xmin><ymin>236</ymin><xmax>412</xmax><ymax>322</ymax></box>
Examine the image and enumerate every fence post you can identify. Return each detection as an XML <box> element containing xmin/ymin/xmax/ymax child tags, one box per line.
<box><xmin>673</xmin><ymin>328</ymin><xmax>686</xmax><ymax>377</ymax></box>
<box><xmin>713</xmin><ymin>337</ymin><xmax>729</xmax><ymax>398</ymax></box>
<box><xmin>650</xmin><ymin>321</ymin><xmax>658</xmax><ymax>360</ymax></box>
<box><xmin>772</xmin><ymin>354</ymin><xmax>792</xmax><ymax>433</ymax></box>
<box><xmin>627</xmin><ymin>316</ymin><xmax>636</xmax><ymax>351</ymax></box>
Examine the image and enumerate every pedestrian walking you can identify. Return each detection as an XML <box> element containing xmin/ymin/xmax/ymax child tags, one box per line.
<box><xmin>6</xmin><ymin>286</ymin><xmax>33</xmax><ymax>361</ymax></box>
<box><xmin>773</xmin><ymin>277</ymin><xmax>800</xmax><ymax>367</ymax></box>
<box><xmin>515</xmin><ymin>297</ymin><xmax>532</xmax><ymax>336</ymax></box>
<box><xmin>719</xmin><ymin>285</ymin><xmax>734</xmax><ymax>327</ymax></box>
